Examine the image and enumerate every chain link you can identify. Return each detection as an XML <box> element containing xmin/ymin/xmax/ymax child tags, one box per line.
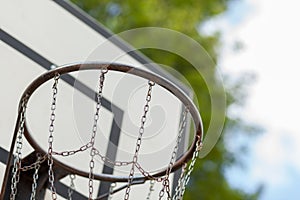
<box><xmin>20</xmin><ymin>154</ymin><xmax>47</xmax><ymax>171</ymax></box>
<box><xmin>172</xmin><ymin>163</ymin><xmax>187</xmax><ymax>200</ymax></box>
<box><xmin>89</xmin><ymin>148</ymin><xmax>96</xmax><ymax>199</ymax></box>
<box><xmin>179</xmin><ymin>137</ymin><xmax>203</xmax><ymax>199</ymax></box>
<box><xmin>108</xmin><ymin>183</ymin><xmax>116</xmax><ymax>200</ymax></box>
<box><xmin>158</xmin><ymin>179</ymin><xmax>171</xmax><ymax>200</ymax></box>
<box><xmin>134</xmin><ymin>162</ymin><xmax>163</xmax><ymax>182</ymax></box>
<box><xmin>30</xmin><ymin>154</ymin><xmax>42</xmax><ymax>200</ymax></box>
<box><xmin>54</xmin><ymin>144</ymin><xmax>133</xmax><ymax>167</ymax></box>
<box><xmin>93</xmin><ymin>148</ymin><xmax>133</xmax><ymax>167</ymax></box>
<box><xmin>146</xmin><ymin>180</ymin><xmax>155</xmax><ymax>200</ymax></box>
<box><xmin>10</xmin><ymin>95</ymin><xmax>28</xmax><ymax>200</ymax></box>
<box><xmin>89</xmin><ymin>70</ymin><xmax>107</xmax><ymax>199</ymax></box>
<box><xmin>48</xmin><ymin>73</ymin><xmax>60</xmax><ymax>200</ymax></box>
<box><xmin>167</xmin><ymin>108</ymin><xmax>188</xmax><ymax>173</ymax></box>
<box><xmin>158</xmin><ymin>108</ymin><xmax>188</xmax><ymax>200</ymax></box>
<box><xmin>68</xmin><ymin>174</ymin><xmax>76</xmax><ymax>200</ymax></box>
<box><xmin>124</xmin><ymin>81</ymin><xmax>155</xmax><ymax>200</ymax></box>
<box><xmin>53</xmin><ymin>141</ymin><xmax>92</xmax><ymax>157</ymax></box>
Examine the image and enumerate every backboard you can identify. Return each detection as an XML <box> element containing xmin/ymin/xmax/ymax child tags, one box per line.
<box><xmin>0</xmin><ymin>0</ymin><xmax>192</xmax><ymax>199</ymax></box>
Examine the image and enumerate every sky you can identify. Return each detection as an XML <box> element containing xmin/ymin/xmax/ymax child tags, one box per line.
<box><xmin>202</xmin><ymin>0</ymin><xmax>300</xmax><ymax>199</ymax></box>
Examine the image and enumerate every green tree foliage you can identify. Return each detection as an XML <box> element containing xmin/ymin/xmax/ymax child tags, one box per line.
<box><xmin>71</xmin><ymin>0</ymin><xmax>261</xmax><ymax>199</ymax></box>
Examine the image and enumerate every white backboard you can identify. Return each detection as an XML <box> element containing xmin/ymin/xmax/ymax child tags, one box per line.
<box><xmin>0</xmin><ymin>0</ymin><xmax>191</xmax><ymax>199</ymax></box>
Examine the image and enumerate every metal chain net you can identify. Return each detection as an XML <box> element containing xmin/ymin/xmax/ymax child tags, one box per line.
<box><xmin>173</xmin><ymin>137</ymin><xmax>203</xmax><ymax>200</ymax></box>
<box><xmin>47</xmin><ymin>73</ymin><xmax>60</xmax><ymax>200</ymax></box>
<box><xmin>68</xmin><ymin>174</ymin><xmax>76</xmax><ymax>200</ymax></box>
<box><xmin>124</xmin><ymin>81</ymin><xmax>155</xmax><ymax>200</ymax></box>
<box><xmin>30</xmin><ymin>154</ymin><xmax>42</xmax><ymax>200</ymax></box>
<box><xmin>146</xmin><ymin>180</ymin><xmax>156</xmax><ymax>200</ymax></box>
<box><xmin>88</xmin><ymin>69</ymin><xmax>108</xmax><ymax>199</ymax></box>
<box><xmin>159</xmin><ymin>108</ymin><xmax>189</xmax><ymax>200</ymax></box>
<box><xmin>8</xmin><ymin>69</ymin><xmax>202</xmax><ymax>200</ymax></box>
<box><xmin>108</xmin><ymin>183</ymin><xmax>116</xmax><ymax>200</ymax></box>
<box><xmin>10</xmin><ymin>95</ymin><xmax>28</xmax><ymax>200</ymax></box>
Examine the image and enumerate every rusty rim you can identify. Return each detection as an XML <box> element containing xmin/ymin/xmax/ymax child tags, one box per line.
<box><xmin>10</xmin><ymin>62</ymin><xmax>203</xmax><ymax>183</ymax></box>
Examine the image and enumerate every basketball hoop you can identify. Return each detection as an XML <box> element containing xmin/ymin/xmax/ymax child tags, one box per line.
<box><xmin>1</xmin><ymin>62</ymin><xmax>203</xmax><ymax>200</ymax></box>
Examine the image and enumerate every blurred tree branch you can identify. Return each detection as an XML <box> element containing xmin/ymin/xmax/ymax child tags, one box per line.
<box><xmin>71</xmin><ymin>0</ymin><xmax>262</xmax><ymax>199</ymax></box>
